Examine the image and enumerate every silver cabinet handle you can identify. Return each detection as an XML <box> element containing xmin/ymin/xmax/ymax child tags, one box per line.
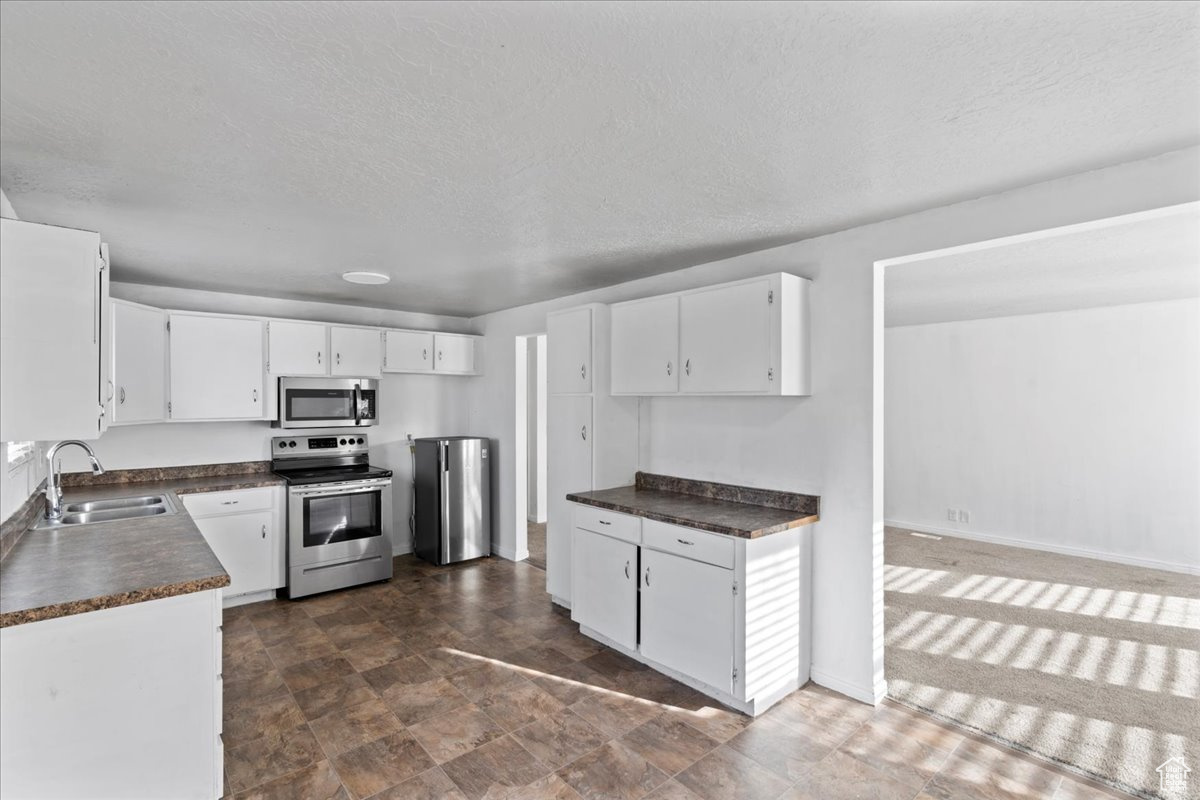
<box><xmin>106</xmin><ymin>380</ymin><xmax>114</xmax><ymax>401</ymax></box>
<box><xmin>624</xmin><ymin>560</ymin><xmax>630</xmax><ymax>579</ymax></box>
<box><xmin>580</xmin><ymin>364</ymin><xmax>586</xmax><ymax>380</ymax></box>
<box><xmin>423</xmin><ymin>348</ymin><xmax>428</xmax><ymax>360</ymax></box>
<box><xmin>581</xmin><ymin>425</ymin><xmax>587</xmax><ymax>441</ymax></box>
<box><xmin>667</xmin><ymin>361</ymin><xmax>672</xmax><ymax>376</ymax></box>
<box><xmin>221</xmin><ymin>500</ymin><xmax>239</xmax><ymax>505</ymax></box>
<box><xmin>438</xmin><ymin>350</ymin><xmax>443</xmax><ymax>360</ymax></box>
<box><xmin>252</xmin><ymin>388</ymin><xmax>258</xmax><ymax>403</ymax></box>
<box><xmin>119</xmin><ymin>387</ymin><xmax>126</xmax><ymax>404</ymax></box>
<box><xmin>336</xmin><ymin>352</ymin><xmax>341</xmax><ymax>365</ymax></box>
<box><xmin>677</xmin><ymin>538</ymin><xmax>694</xmax><ymax>546</ymax></box>
<box><xmin>598</xmin><ymin>520</ymin><xmax>611</xmax><ymax>526</ymax></box>
<box><xmin>261</xmin><ymin>524</ymin><xmax>267</xmax><ymax>539</ymax></box>
<box><xmin>317</xmin><ymin>351</ymin><xmax>322</xmax><ymax>364</ymax></box>
<box><xmin>685</xmin><ymin>359</ymin><xmax>691</xmax><ymax>376</ymax></box>
<box><xmin>644</xmin><ymin>567</ymin><xmax>651</xmax><ymax>587</ymax></box>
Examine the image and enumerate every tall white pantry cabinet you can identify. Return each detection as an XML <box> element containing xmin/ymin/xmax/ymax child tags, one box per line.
<box><xmin>545</xmin><ymin>304</ymin><xmax>638</xmax><ymax>606</ymax></box>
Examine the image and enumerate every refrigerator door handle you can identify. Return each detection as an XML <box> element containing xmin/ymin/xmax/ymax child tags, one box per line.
<box><xmin>440</xmin><ymin>442</ymin><xmax>451</xmax><ymax>564</ymax></box>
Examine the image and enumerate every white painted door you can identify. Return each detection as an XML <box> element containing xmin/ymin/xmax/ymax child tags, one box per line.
<box><xmin>193</xmin><ymin>511</ymin><xmax>274</xmax><ymax>597</ymax></box>
<box><xmin>611</xmin><ymin>295</ymin><xmax>679</xmax><ymax>394</ymax></box>
<box><xmin>383</xmin><ymin>330</ymin><xmax>434</xmax><ymax>373</ymax></box>
<box><xmin>329</xmin><ymin>326</ymin><xmax>382</xmax><ymax>377</ymax></box>
<box><xmin>546</xmin><ymin>397</ymin><xmax>592</xmax><ymax>601</ymax></box>
<box><xmin>679</xmin><ymin>279</ymin><xmax>772</xmax><ymax>394</ymax></box>
<box><xmin>268</xmin><ymin>320</ymin><xmax>327</xmax><ymax>376</ymax></box>
<box><xmin>433</xmin><ymin>333</ymin><xmax>476</xmax><ymax>374</ymax></box>
<box><xmin>640</xmin><ymin>548</ymin><xmax>735</xmax><ymax>693</ymax></box>
<box><xmin>111</xmin><ymin>300</ymin><xmax>166</xmax><ymax>424</ymax></box>
<box><xmin>572</xmin><ymin>528</ymin><xmax>638</xmax><ymax>650</ymax></box>
<box><xmin>168</xmin><ymin>314</ymin><xmax>264</xmax><ymax>420</ymax></box>
<box><xmin>547</xmin><ymin>307</ymin><xmax>592</xmax><ymax>394</ymax></box>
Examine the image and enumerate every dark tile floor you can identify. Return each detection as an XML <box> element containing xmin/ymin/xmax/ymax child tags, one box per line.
<box><xmin>220</xmin><ymin>555</ymin><xmax>1131</xmax><ymax>800</ymax></box>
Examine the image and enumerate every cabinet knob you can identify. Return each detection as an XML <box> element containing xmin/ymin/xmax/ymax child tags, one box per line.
<box><xmin>261</xmin><ymin>524</ymin><xmax>267</xmax><ymax>539</ymax></box>
<box><xmin>580</xmin><ymin>425</ymin><xmax>587</xmax><ymax>441</ymax></box>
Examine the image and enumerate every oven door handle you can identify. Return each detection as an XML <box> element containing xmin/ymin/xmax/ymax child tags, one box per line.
<box><xmin>291</xmin><ymin>483</ymin><xmax>390</xmax><ymax>499</ymax></box>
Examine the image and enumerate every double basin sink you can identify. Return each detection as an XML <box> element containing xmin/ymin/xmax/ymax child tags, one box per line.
<box><xmin>34</xmin><ymin>494</ymin><xmax>179</xmax><ymax>529</ymax></box>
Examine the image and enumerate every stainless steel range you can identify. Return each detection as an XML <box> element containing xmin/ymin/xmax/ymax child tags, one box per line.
<box><xmin>271</xmin><ymin>435</ymin><xmax>393</xmax><ymax>599</ymax></box>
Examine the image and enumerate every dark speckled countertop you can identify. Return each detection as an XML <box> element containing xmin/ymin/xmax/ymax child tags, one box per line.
<box><xmin>0</xmin><ymin>466</ymin><xmax>284</xmax><ymax>628</ymax></box>
<box><xmin>567</xmin><ymin>472</ymin><xmax>820</xmax><ymax>539</ymax></box>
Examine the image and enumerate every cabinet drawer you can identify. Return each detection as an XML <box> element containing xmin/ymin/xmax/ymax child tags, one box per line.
<box><xmin>642</xmin><ymin>518</ymin><xmax>734</xmax><ymax>569</ymax></box>
<box><xmin>181</xmin><ymin>487</ymin><xmax>274</xmax><ymax>517</ymax></box>
<box><xmin>572</xmin><ymin>504</ymin><xmax>640</xmax><ymax>544</ymax></box>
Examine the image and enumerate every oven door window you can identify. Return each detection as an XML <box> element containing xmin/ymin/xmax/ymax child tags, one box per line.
<box><xmin>303</xmin><ymin>491</ymin><xmax>382</xmax><ymax>547</ymax></box>
<box><xmin>287</xmin><ymin>389</ymin><xmax>354</xmax><ymax>422</ymax></box>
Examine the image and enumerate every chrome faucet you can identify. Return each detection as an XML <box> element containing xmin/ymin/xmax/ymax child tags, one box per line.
<box><xmin>45</xmin><ymin>441</ymin><xmax>105</xmax><ymax>521</ymax></box>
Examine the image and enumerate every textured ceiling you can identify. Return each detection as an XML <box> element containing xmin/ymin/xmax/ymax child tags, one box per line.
<box><xmin>1</xmin><ymin>1</ymin><xmax>1198</xmax><ymax>316</ymax></box>
<box><xmin>885</xmin><ymin>204</ymin><xmax>1200</xmax><ymax>327</ymax></box>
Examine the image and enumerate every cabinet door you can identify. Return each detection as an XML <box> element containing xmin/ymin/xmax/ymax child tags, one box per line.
<box><xmin>0</xmin><ymin>219</ymin><xmax>105</xmax><ymax>441</ymax></box>
<box><xmin>572</xmin><ymin>529</ymin><xmax>638</xmax><ymax>650</ymax></box>
<box><xmin>546</xmin><ymin>397</ymin><xmax>592</xmax><ymax>601</ymax></box>
<box><xmin>611</xmin><ymin>295</ymin><xmax>679</xmax><ymax>394</ymax></box>
<box><xmin>383</xmin><ymin>330</ymin><xmax>433</xmax><ymax>373</ymax></box>
<box><xmin>433</xmin><ymin>333</ymin><xmax>476</xmax><ymax>374</ymax></box>
<box><xmin>641</xmin><ymin>548</ymin><xmax>735</xmax><ymax>693</ymax></box>
<box><xmin>679</xmin><ymin>279</ymin><xmax>772</xmax><ymax>394</ymax></box>
<box><xmin>330</xmin><ymin>326</ymin><xmax>382</xmax><ymax>377</ymax></box>
<box><xmin>193</xmin><ymin>511</ymin><xmax>274</xmax><ymax>597</ymax></box>
<box><xmin>268</xmin><ymin>320</ymin><xmax>327</xmax><ymax>376</ymax></box>
<box><xmin>168</xmin><ymin>314</ymin><xmax>264</xmax><ymax>420</ymax></box>
<box><xmin>547</xmin><ymin>307</ymin><xmax>592</xmax><ymax>394</ymax></box>
<box><xmin>111</xmin><ymin>300</ymin><xmax>166</xmax><ymax>424</ymax></box>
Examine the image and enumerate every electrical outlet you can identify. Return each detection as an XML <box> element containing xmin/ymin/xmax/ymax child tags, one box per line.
<box><xmin>947</xmin><ymin>507</ymin><xmax>957</xmax><ymax>521</ymax></box>
<box><xmin>958</xmin><ymin>509</ymin><xmax>970</xmax><ymax>524</ymax></box>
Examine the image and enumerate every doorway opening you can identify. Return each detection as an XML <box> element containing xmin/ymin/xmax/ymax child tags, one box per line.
<box><xmin>873</xmin><ymin>202</ymin><xmax>1200</xmax><ymax>799</ymax></box>
<box><xmin>514</xmin><ymin>332</ymin><xmax>548</xmax><ymax>569</ymax></box>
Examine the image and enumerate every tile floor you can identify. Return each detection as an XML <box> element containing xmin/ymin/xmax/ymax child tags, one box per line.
<box><xmin>220</xmin><ymin>555</ymin><xmax>1132</xmax><ymax>800</ymax></box>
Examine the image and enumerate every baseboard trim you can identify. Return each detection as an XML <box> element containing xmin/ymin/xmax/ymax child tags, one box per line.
<box><xmin>885</xmin><ymin>519</ymin><xmax>1200</xmax><ymax>576</ymax></box>
<box><xmin>391</xmin><ymin>545</ymin><xmax>413</xmax><ymax>558</ymax></box>
<box><xmin>810</xmin><ymin>667</ymin><xmax>881</xmax><ymax>706</ymax></box>
<box><xmin>492</xmin><ymin>545</ymin><xmax>529</xmax><ymax>562</ymax></box>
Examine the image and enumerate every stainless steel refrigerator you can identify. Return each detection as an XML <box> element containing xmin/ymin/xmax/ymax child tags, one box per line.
<box><xmin>414</xmin><ymin>437</ymin><xmax>492</xmax><ymax>565</ymax></box>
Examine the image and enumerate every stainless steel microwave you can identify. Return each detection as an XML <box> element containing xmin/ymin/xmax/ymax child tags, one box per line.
<box><xmin>275</xmin><ymin>377</ymin><xmax>378</xmax><ymax>429</ymax></box>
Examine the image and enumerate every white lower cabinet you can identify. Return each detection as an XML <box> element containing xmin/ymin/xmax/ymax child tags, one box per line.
<box><xmin>571</xmin><ymin>528</ymin><xmax>639</xmax><ymax>651</ymax></box>
<box><xmin>640</xmin><ymin>547</ymin><xmax>735</xmax><ymax>694</ymax></box>
<box><xmin>0</xmin><ymin>590</ymin><xmax>222</xmax><ymax>799</ymax></box>
<box><xmin>181</xmin><ymin>487</ymin><xmax>284</xmax><ymax>605</ymax></box>
<box><xmin>569</xmin><ymin>500</ymin><xmax>811</xmax><ymax>716</ymax></box>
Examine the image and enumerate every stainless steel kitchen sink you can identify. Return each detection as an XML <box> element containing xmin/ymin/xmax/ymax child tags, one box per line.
<box><xmin>34</xmin><ymin>494</ymin><xmax>178</xmax><ymax>529</ymax></box>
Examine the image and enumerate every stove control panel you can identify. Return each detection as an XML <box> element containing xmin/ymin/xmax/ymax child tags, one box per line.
<box><xmin>272</xmin><ymin>435</ymin><xmax>369</xmax><ymax>457</ymax></box>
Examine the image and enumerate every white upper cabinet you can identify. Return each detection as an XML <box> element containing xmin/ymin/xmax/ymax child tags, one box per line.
<box><xmin>611</xmin><ymin>272</ymin><xmax>811</xmax><ymax>397</ymax></box>
<box><xmin>680</xmin><ymin>279</ymin><xmax>772</xmax><ymax>394</ymax></box>
<box><xmin>611</xmin><ymin>295</ymin><xmax>679</xmax><ymax>395</ymax></box>
<box><xmin>383</xmin><ymin>330</ymin><xmax>433</xmax><ymax>373</ymax></box>
<box><xmin>111</xmin><ymin>300</ymin><xmax>166</xmax><ymax>425</ymax></box>
<box><xmin>547</xmin><ymin>307</ymin><xmax>592</xmax><ymax>394</ymax></box>
<box><xmin>433</xmin><ymin>333</ymin><xmax>476</xmax><ymax>374</ymax></box>
<box><xmin>168</xmin><ymin>313</ymin><xmax>264</xmax><ymax>420</ymax></box>
<box><xmin>0</xmin><ymin>219</ymin><xmax>109</xmax><ymax>441</ymax></box>
<box><xmin>329</xmin><ymin>326</ymin><xmax>382</xmax><ymax>377</ymax></box>
<box><xmin>268</xmin><ymin>320</ymin><xmax>327</xmax><ymax>376</ymax></box>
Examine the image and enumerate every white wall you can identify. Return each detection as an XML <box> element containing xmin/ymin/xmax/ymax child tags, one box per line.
<box><xmin>526</xmin><ymin>335</ymin><xmax>547</xmax><ymax>523</ymax></box>
<box><xmin>885</xmin><ymin>298</ymin><xmax>1200</xmax><ymax>573</ymax></box>
<box><xmin>51</xmin><ymin>282</ymin><xmax>477</xmax><ymax>555</ymax></box>
<box><xmin>466</xmin><ymin>146</ymin><xmax>1200</xmax><ymax>705</ymax></box>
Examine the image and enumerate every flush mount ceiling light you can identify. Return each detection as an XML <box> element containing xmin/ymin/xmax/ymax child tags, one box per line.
<box><xmin>341</xmin><ymin>271</ymin><xmax>390</xmax><ymax>285</ymax></box>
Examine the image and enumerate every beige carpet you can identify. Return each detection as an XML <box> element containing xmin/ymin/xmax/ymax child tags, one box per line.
<box><xmin>526</xmin><ymin>520</ymin><xmax>546</xmax><ymax>571</ymax></box>
<box><xmin>885</xmin><ymin>527</ymin><xmax>1200</xmax><ymax>800</ymax></box>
